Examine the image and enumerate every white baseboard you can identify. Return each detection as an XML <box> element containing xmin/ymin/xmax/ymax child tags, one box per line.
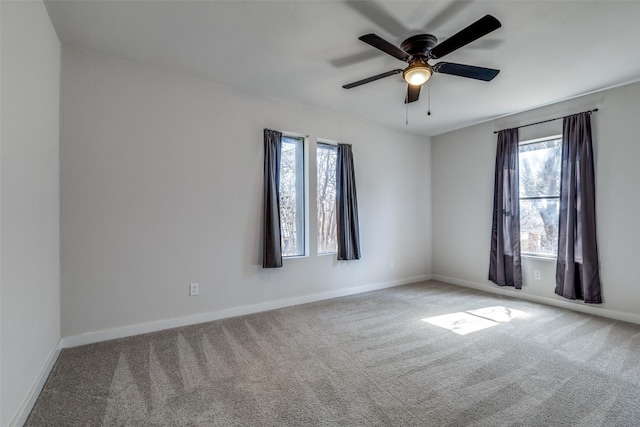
<box><xmin>431</xmin><ymin>274</ymin><xmax>640</xmax><ymax>325</ymax></box>
<box><xmin>10</xmin><ymin>339</ymin><xmax>63</xmax><ymax>427</ymax></box>
<box><xmin>62</xmin><ymin>275</ymin><xmax>431</xmax><ymax>348</ymax></box>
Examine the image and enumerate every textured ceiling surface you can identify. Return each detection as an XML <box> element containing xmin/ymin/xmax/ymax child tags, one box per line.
<box><xmin>45</xmin><ymin>1</ymin><xmax>640</xmax><ymax>137</ymax></box>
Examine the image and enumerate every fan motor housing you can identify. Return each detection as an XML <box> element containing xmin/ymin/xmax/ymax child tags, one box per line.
<box><xmin>400</xmin><ymin>34</ymin><xmax>438</xmax><ymax>58</ymax></box>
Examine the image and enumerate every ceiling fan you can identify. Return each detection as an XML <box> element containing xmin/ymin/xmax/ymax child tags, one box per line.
<box><xmin>343</xmin><ymin>15</ymin><xmax>502</xmax><ymax>103</ymax></box>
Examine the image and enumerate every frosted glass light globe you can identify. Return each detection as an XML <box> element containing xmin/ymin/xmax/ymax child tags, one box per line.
<box><xmin>403</xmin><ymin>61</ymin><xmax>432</xmax><ymax>86</ymax></box>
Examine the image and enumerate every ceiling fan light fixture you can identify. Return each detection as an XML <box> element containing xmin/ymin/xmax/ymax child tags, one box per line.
<box><xmin>403</xmin><ymin>60</ymin><xmax>432</xmax><ymax>86</ymax></box>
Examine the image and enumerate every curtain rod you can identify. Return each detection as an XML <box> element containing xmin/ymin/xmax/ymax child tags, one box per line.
<box><xmin>493</xmin><ymin>108</ymin><xmax>599</xmax><ymax>134</ymax></box>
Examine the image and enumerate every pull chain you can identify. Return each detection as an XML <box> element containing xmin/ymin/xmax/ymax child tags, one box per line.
<box><xmin>427</xmin><ymin>81</ymin><xmax>432</xmax><ymax>116</ymax></box>
<box><xmin>405</xmin><ymin>99</ymin><xmax>409</xmax><ymax>125</ymax></box>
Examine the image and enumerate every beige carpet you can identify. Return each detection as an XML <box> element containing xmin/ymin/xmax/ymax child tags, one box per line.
<box><xmin>27</xmin><ymin>281</ymin><xmax>640</xmax><ymax>426</ymax></box>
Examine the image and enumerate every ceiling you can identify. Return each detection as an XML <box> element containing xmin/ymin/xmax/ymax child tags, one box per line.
<box><xmin>44</xmin><ymin>1</ymin><xmax>640</xmax><ymax>137</ymax></box>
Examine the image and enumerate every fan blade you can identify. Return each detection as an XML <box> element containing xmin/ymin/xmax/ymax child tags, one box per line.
<box><xmin>359</xmin><ymin>34</ymin><xmax>410</xmax><ymax>62</ymax></box>
<box><xmin>405</xmin><ymin>84</ymin><xmax>421</xmax><ymax>103</ymax></box>
<box><xmin>433</xmin><ymin>62</ymin><xmax>500</xmax><ymax>81</ymax></box>
<box><xmin>430</xmin><ymin>15</ymin><xmax>501</xmax><ymax>59</ymax></box>
<box><xmin>343</xmin><ymin>69</ymin><xmax>403</xmax><ymax>89</ymax></box>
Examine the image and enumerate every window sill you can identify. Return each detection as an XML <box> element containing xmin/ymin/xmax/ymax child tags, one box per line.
<box><xmin>522</xmin><ymin>253</ymin><xmax>557</xmax><ymax>262</ymax></box>
<box><xmin>317</xmin><ymin>252</ymin><xmax>337</xmax><ymax>257</ymax></box>
<box><xmin>283</xmin><ymin>254</ymin><xmax>308</xmax><ymax>260</ymax></box>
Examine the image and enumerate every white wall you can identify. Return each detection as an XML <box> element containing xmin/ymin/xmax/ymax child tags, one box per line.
<box><xmin>432</xmin><ymin>81</ymin><xmax>640</xmax><ymax>321</ymax></box>
<box><xmin>59</xmin><ymin>48</ymin><xmax>431</xmax><ymax>339</ymax></box>
<box><xmin>0</xmin><ymin>2</ymin><xmax>61</xmax><ymax>426</ymax></box>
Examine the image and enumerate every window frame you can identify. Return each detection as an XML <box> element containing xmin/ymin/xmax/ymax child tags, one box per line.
<box><xmin>518</xmin><ymin>134</ymin><xmax>562</xmax><ymax>259</ymax></box>
<box><xmin>279</xmin><ymin>134</ymin><xmax>308</xmax><ymax>258</ymax></box>
<box><xmin>316</xmin><ymin>141</ymin><xmax>338</xmax><ymax>255</ymax></box>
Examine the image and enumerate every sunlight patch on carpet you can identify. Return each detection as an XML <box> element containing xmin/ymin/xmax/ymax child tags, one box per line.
<box><xmin>422</xmin><ymin>306</ymin><xmax>529</xmax><ymax>335</ymax></box>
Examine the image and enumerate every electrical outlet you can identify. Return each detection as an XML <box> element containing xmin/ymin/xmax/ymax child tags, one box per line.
<box><xmin>534</xmin><ymin>271</ymin><xmax>541</xmax><ymax>281</ymax></box>
<box><xmin>189</xmin><ymin>283</ymin><xmax>199</xmax><ymax>296</ymax></box>
<box><xmin>389</xmin><ymin>259</ymin><xmax>394</xmax><ymax>269</ymax></box>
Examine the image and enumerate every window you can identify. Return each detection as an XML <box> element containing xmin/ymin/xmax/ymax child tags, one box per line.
<box><xmin>279</xmin><ymin>135</ymin><xmax>305</xmax><ymax>257</ymax></box>
<box><xmin>317</xmin><ymin>143</ymin><xmax>337</xmax><ymax>254</ymax></box>
<box><xmin>519</xmin><ymin>135</ymin><xmax>562</xmax><ymax>256</ymax></box>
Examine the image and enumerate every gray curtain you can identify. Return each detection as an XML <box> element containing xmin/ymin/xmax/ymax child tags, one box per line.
<box><xmin>262</xmin><ymin>129</ymin><xmax>283</xmax><ymax>268</ymax></box>
<box><xmin>489</xmin><ymin>128</ymin><xmax>522</xmax><ymax>288</ymax></box>
<box><xmin>336</xmin><ymin>143</ymin><xmax>361</xmax><ymax>260</ymax></box>
<box><xmin>556</xmin><ymin>113</ymin><xmax>602</xmax><ymax>303</ymax></box>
